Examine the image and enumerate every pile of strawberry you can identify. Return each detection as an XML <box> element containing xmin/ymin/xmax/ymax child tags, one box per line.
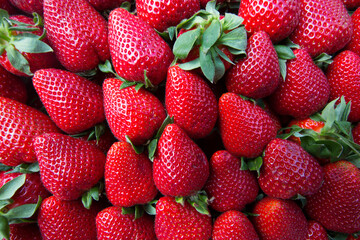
<box><xmin>0</xmin><ymin>0</ymin><xmax>360</xmax><ymax>239</ymax></box>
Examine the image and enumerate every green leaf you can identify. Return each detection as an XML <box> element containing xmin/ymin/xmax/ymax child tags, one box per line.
<box><xmin>280</xmin><ymin>38</ymin><xmax>300</xmax><ymax>49</ymax></box>
<box><xmin>134</xmin><ymin>205</ymin><xmax>144</xmax><ymax>220</ymax></box>
<box><xmin>98</xmin><ymin>60</ymin><xmax>117</xmax><ymax>76</ymax></box>
<box><xmin>214</xmin><ymin>46</ymin><xmax>234</xmax><ymax>65</ymax></box>
<box><xmin>0</xmin><ymin>164</ymin><xmax>12</xmax><ymax>172</ymax></box>
<box><xmin>210</xmin><ymin>48</ymin><xmax>225</xmax><ymax>83</ymax></box>
<box><xmin>0</xmin><ymin>10</ymin><xmax>10</xmax><ymax>25</ymax></box>
<box><xmin>200</xmin><ymin>47</ymin><xmax>215</xmax><ymax>82</ymax></box>
<box><xmin>32</xmin><ymin>12</ymin><xmax>43</xmax><ymax>27</ymax></box>
<box><xmin>120</xmin><ymin>1</ymin><xmax>132</xmax><ymax>11</ymax></box>
<box><xmin>328</xmin><ymin>232</ymin><xmax>349</xmax><ymax>240</ymax></box>
<box><xmin>121</xmin><ymin>207</ymin><xmax>134</xmax><ymax>215</ymax></box>
<box><xmin>0</xmin><ymin>216</ymin><xmax>9</xmax><ymax>240</ymax></box>
<box><xmin>201</xmin><ymin>19</ymin><xmax>221</xmax><ymax>54</ymax></box>
<box><xmin>8</xmin><ymin>26</ymin><xmax>39</xmax><ymax>32</ymax></box>
<box><xmin>155</xmin><ymin>115</ymin><xmax>174</xmax><ymax>139</ymax></box>
<box><xmin>177</xmin><ymin>58</ymin><xmax>201</xmax><ymax>70</ymax></box>
<box><xmin>217</xmin><ymin>27</ymin><xmax>247</xmax><ymax>53</ymax></box>
<box><xmin>291</xmin><ymin>194</ymin><xmax>307</xmax><ymax>208</ymax></box>
<box><xmin>125</xmin><ymin>135</ymin><xmax>144</xmax><ymax>154</ymax></box>
<box><xmin>173</xmin><ymin>28</ymin><xmax>201</xmax><ymax>59</ymax></box>
<box><xmin>168</xmin><ymin>26</ymin><xmax>177</xmax><ymax>41</ymax></box>
<box><xmin>279</xmin><ymin>59</ymin><xmax>287</xmax><ymax>81</ymax></box>
<box><xmin>147</xmin><ymin>139</ymin><xmax>158</xmax><ymax>162</ymax></box>
<box><xmin>176</xmin><ymin>13</ymin><xmax>209</xmax><ymax>30</ymax></box>
<box><xmin>5</xmin><ymin>45</ymin><xmax>32</xmax><ymax>76</ymax></box>
<box><xmin>0</xmin><ymin>199</ymin><xmax>12</xmax><ymax>210</ymax></box>
<box><xmin>205</xmin><ymin>0</ymin><xmax>219</xmax><ymax>17</ymax></box>
<box><xmin>6</xmin><ymin>162</ymin><xmax>40</xmax><ymax>174</ymax></box>
<box><xmin>4</xmin><ymin>196</ymin><xmax>41</xmax><ymax>219</ymax></box>
<box><xmin>0</xmin><ymin>174</ymin><xmax>26</xmax><ymax>200</ymax></box>
<box><xmin>187</xmin><ymin>191</ymin><xmax>210</xmax><ymax>216</ymax></box>
<box><xmin>143</xmin><ymin>200</ymin><xmax>157</xmax><ymax>216</ymax></box>
<box><xmin>247</xmin><ymin>157</ymin><xmax>263</xmax><ymax>177</ymax></box>
<box><xmin>275</xmin><ymin>45</ymin><xmax>295</xmax><ymax>60</ymax></box>
<box><xmin>240</xmin><ymin>157</ymin><xmax>248</xmax><ymax>170</ymax></box>
<box><xmin>222</xmin><ymin>13</ymin><xmax>243</xmax><ymax>31</ymax></box>
<box><xmin>175</xmin><ymin>196</ymin><xmax>185</xmax><ymax>206</ymax></box>
<box><xmin>119</xmin><ymin>81</ymin><xmax>137</xmax><ymax>90</ymax></box>
<box><xmin>144</xmin><ymin>70</ymin><xmax>155</xmax><ymax>89</ymax></box>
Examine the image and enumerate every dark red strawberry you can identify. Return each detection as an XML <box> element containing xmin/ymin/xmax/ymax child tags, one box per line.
<box><xmin>239</xmin><ymin>0</ymin><xmax>300</xmax><ymax>43</ymax></box>
<box><xmin>108</xmin><ymin>7</ymin><xmax>174</xmax><ymax>85</ymax></box>
<box><xmin>0</xmin><ymin>97</ymin><xmax>60</xmax><ymax>166</ymax></box>
<box><xmin>306</xmin><ymin>220</ymin><xmax>328</xmax><ymax>240</ymax></box>
<box><xmin>347</xmin><ymin>235</ymin><xmax>360</xmax><ymax>240</ymax></box>
<box><xmin>0</xmin><ymin>0</ymin><xmax>19</xmax><ymax>15</ymax></box>
<box><xmin>165</xmin><ymin>65</ymin><xmax>218</xmax><ymax>139</ymax></box>
<box><xmin>0</xmin><ymin>65</ymin><xmax>27</xmax><ymax>103</ymax></box>
<box><xmin>218</xmin><ymin>92</ymin><xmax>278</xmax><ymax>158</ymax></box>
<box><xmin>346</xmin><ymin>7</ymin><xmax>360</xmax><ymax>55</ymax></box>
<box><xmin>34</xmin><ymin>133</ymin><xmax>106</xmax><ymax>200</ymax></box>
<box><xmin>342</xmin><ymin>0</ymin><xmax>360</xmax><ymax>9</ymax></box>
<box><xmin>353</xmin><ymin>122</ymin><xmax>360</xmax><ymax>145</ymax></box>
<box><xmin>96</xmin><ymin>206</ymin><xmax>156</xmax><ymax>240</ymax></box>
<box><xmin>86</xmin><ymin>0</ymin><xmax>129</xmax><ymax>11</ymax></box>
<box><xmin>155</xmin><ymin>196</ymin><xmax>212</xmax><ymax>240</ymax></box>
<box><xmin>200</xmin><ymin>0</ymin><xmax>226</xmax><ymax>8</ymax></box>
<box><xmin>6</xmin><ymin>223</ymin><xmax>42</xmax><ymax>240</ymax></box>
<box><xmin>8</xmin><ymin>0</ymin><xmax>43</xmax><ymax>14</ymax></box>
<box><xmin>43</xmin><ymin>0</ymin><xmax>110</xmax><ymax>72</ymax></box>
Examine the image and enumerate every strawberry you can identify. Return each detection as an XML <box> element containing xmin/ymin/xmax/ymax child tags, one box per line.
<box><xmin>289</xmin><ymin>0</ymin><xmax>353</xmax><ymax>57</ymax></box>
<box><xmin>218</xmin><ymin>92</ymin><xmax>278</xmax><ymax>158</ymax></box>
<box><xmin>258</xmin><ymin>138</ymin><xmax>323</xmax><ymax>199</ymax></box>
<box><xmin>225</xmin><ymin>31</ymin><xmax>281</xmax><ymax>99</ymax></box>
<box><xmin>103</xmin><ymin>78</ymin><xmax>166</xmax><ymax>145</ymax></box>
<box><xmin>165</xmin><ymin>65</ymin><xmax>218</xmax><ymax>139</ymax></box>
<box><xmin>8</xmin><ymin>0</ymin><xmax>43</xmax><ymax>14</ymax></box>
<box><xmin>153</xmin><ymin>124</ymin><xmax>209</xmax><ymax>197</ymax></box>
<box><xmin>38</xmin><ymin>196</ymin><xmax>98</xmax><ymax>240</ymax></box>
<box><xmin>212</xmin><ymin>210</ymin><xmax>259</xmax><ymax>240</ymax></box>
<box><xmin>33</xmin><ymin>69</ymin><xmax>105</xmax><ymax>134</ymax></box>
<box><xmin>268</xmin><ymin>48</ymin><xmax>330</xmax><ymax>119</ymax></box>
<box><xmin>0</xmin><ymin>0</ymin><xmax>19</xmax><ymax>15</ymax></box>
<box><xmin>204</xmin><ymin>150</ymin><xmax>259</xmax><ymax>212</ymax></box>
<box><xmin>0</xmin><ymin>97</ymin><xmax>60</xmax><ymax>166</ymax></box>
<box><xmin>353</xmin><ymin>122</ymin><xmax>360</xmax><ymax>145</ymax></box>
<box><xmin>306</xmin><ymin>220</ymin><xmax>328</xmax><ymax>240</ymax></box>
<box><xmin>0</xmin><ymin>65</ymin><xmax>27</xmax><ymax>103</ymax></box>
<box><xmin>287</xmin><ymin>118</ymin><xmax>325</xmax><ymax>145</ymax></box>
<box><xmin>34</xmin><ymin>133</ymin><xmax>106</xmax><ymax>200</ymax></box>
<box><xmin>305</xmin><ymin>160</ymin><xmax>360</xmax><ymax>234</ymax></box>
<box><xmin>155</xmin><ymin>196</ymin><xmax>212</xmax><ymax>240</ymax></box>
<box><xmin>7</xmin><ymin>224</ymin><xmax>42</xmax><ymax>240</ymax></box>
<box><xmin>347</xmin><ymin>235</ymin><xmax>360</xmax><ymax>240</ymax></box>
<box><xmin>326</xmin><ymin>50</ymin><xmax>360</xmax><ymax>122</ymax></box>
<box><xmin>108</xmin><ymin>7</ymin><xmax>174</xmax><ymax>85</ymax></box>
<box><xmin>342</xmin><ymin>0</ymin><xmax>360</xmax><ymax>9</ymax></box>
<box><xmin>346</xmin><ymin>7</ymin><xmax>360</xmax><ymax>55</ymax></box>
<box><xmin>251</xmin><ymin>196</ymin><xmax>308</xmax><ymax>240</ymax></box>
<box><xmin>96</xmin><ymin>206</ymin><xmax>156</xmax><ymax>240</ymax></box>
<box><xmin>43</xmin><ymin>0</ymin><xmax>110</xmax><ymax>72</ymax></box>
<box><xmin>86</xmin><ymin>0</ymin><xmax>129</xmax><ymax>11</ymax></box>
<box><xmin>239</xmin><ymin>0</ymin><xmax>301</xmax><ymax>43</ymax></box>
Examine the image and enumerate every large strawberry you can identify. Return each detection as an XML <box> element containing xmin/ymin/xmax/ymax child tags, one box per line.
<box><xmin>0</xmin><ymin>97</ymin><xmax>60</xmax><ymax>166</ymax></box>
<box><xmin>239</xmin><ymin>0</ymin><xmax>300</xmax><ymax>43</ymax></box>
<box><xmin>153</xmin><ymin>124</ymin><xmax>209</xmax><ymax>197</ymax></box>
<box><xmin>0</xmin><ymin>65</ymin><xmax>27</xmax><ymax>103</ymax></box>
<box><xmin>218</xmin><ymin>92</ymin><xmax>278</xmax><ymax>158</ymax></box>
<box><xmin>346</xmin><ymin>7</ymin><xmax>360</xmax><ymax>55</ymax></box>
<box><xmin>43</xmin><ymin>0</ymin><xmax>110</xmax><ymax>72</ymax></box>
<box><xmin>33</xmin><ymin>69</ymin><xmax>105</xmax><ymax>134</ymax></box>
<box><xmin>165</xmin><ymin>65</ymin><xmax>218</xmax><ymax>139</ymax></box>
<box><xmin>8</xmin><ymin>0</ymin><xmax>43</xmax><ymax>14</ymax></box>
<box><xmin>34</xmin><ymin>133</ymin><xmax>106</xmax><ymax>200</ymax></box>
<box><xmin>108</xmin><ymin>7</ymin><xmax>173</xmax><ymax>85</ymax></box>
<box><xmin>103</xmin><ymin>78</ymin><xmax>166</xmax><ymax>145</ymax></box>
<box><xmin>306</xmin><ymin>220</ymin><xmax>328</xmax><ymax>240</ymax></box>
<box><xmin>289</xmin><ymin>0</ymin><xmax>353</xmax><ymax>57</ymax></box>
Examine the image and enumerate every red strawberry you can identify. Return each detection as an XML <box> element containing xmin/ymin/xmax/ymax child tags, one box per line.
<box><xmin>0</xmin><ymin>97</ymin><xmax>60</xmax><ymax>166</ymax></box>
<box><xmin>204</xmin><ymin>150</ymin><xmax>259</xmax><ymax>212</ymax></box>
<box><xmin>305</xmin><ymin>161</ymin><xmax>360</xmax><ymax>234</ymax></box>
<box><xmin>8</xmin><ymin>0</ymin><xmax>43</xmax><ymax>14</ymax></box>
<box><xmin>108</xmin><ymin>8</ymin><xmax>174</xmax><ymax>85</ymax></box>
<box><xmin>33</xmin><ymin>69</ymin><xmax>105</xmax><ymax>134</ymax></box>
<box><xmin>153</xmin><ymin>124</ymin><xmax>209</xmax><ymax>197</ymax></box>
<box><xmin>43</xmin><ymin>0</ymin><xmax>110</xmax><ymax>72</ymax></box>
<box><xmin>225</xmin><ymin>31</ymin><xmax>281</xmax><ymax>99</ymax></box>
<box><xmin>239</xmin><ymin>0</ymin><xmax>301</xmax><ymax>43</ymax></box>
<box><xmin>165</xmin><ymin>65</ymin><xmax>218</xmax><ymax>139</ymax></box>
<box><xmin>218</xmin><ymin>92</ymin><xmax>278</xmax><ymax>158</ymax></box>
<box><xmin>342</xmin><ymin>0</ymin><xmax>360</xmax><ymax>9</ymax></box>
<box><xmin>34</xmin><ymin>133</ymin><xmax>106</xmax><ymax>200</ymax></box>
<box><xmin>347</xmin><ymin>235</ymin><xmax>360</xmax><ymax>240</ymax></box>
<box><xmin>38</xmin><ymin>196</ymin><xmax>98</xmax><ymax>240</ymax></box>
<box><xmin>0</xmin><ymin>65</ymin><xmax>27</xmax><ymax>103</ymax></box>
<box><xmin>96</xmin><ymin>206</ymin><xmax>156</xmax><ymax>240</ymax></box>
<box><xmin>268</xmin><ymin>48</ymin><xmax>330</xmax><ymax>119</ymax></box>
<box><xmin>287</xmin><ymin>118</ymin><xmax>325</xmax><ymax>145</ymax></box>
<box><xmin>251</xmin><ymin>196</ymin><xmax>308</xmax><ymax>240</ymax></box>
<box><xmin>86</xmin><ymin>0</ymin><xmax>129</xmax><ymax>11</ymax></box>
<box><xmin>289</xmin><ymin>0</ymin><xmax>353</xmax><ymax>57</ymax></box>
<box><xmin>6</xmin><ymin>223</ymin><xmax>42</xmax><ymax>240</ymax></box>
<box><xmin>326</xmin><ymin>50</ymin><xmax>360</xmax><ymax>122</ymax></box>
<box><xmin>212</xmin><ymin>210</ymin><xmax>259</xmax><ymax>240</ymax></box>
<box><xmin>353</xmin><ymin>122</ymin><xmax>360</xmax><ymax>145</ymax></box>
<box><xmin>0</xmin><ymin>0</ymin><xmax>19</xmax><ymax>15</ymax></box>
<box><xmin>346</xmin><ymin>7</ymin><xmax>360</xmax><ymax>55</ymax></box>
<box><xmin>155</xmin><ymin>196</ymin><xmax>212</xmax><ymax>240</ymax></box>
<box><xmin>103</xmin><ymin>78</ymin><xmax>166</xmax><ymax>145</ymax></box>
<box><xmin>306</xmin><ymin>220</ymin><xmax>328</xmax><ymax>240</ymax></box>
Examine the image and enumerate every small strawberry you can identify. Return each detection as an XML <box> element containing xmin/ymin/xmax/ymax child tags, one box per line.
<box><xmin>346</xmin><ymin>7</ymin><xmax>360</xmax><ymax>55</ymax></box>
<box><xmin>8</xmin><ymin>0</ymin><xmax>43</xmax><ymax>14</ymax></box>
<box><xmin>0</xmin><ymin>65</ymin><xmax>27</xmax><ymax>103</ymax></box>
<box><xmin>155</xmin><ymin>196</ymin><xmax>212</xmax><ymax>240</ymax></box>
<box><xmin>306</xmin><ymin>220</ymin><xmax>328</xmax><ymax>240</ymax></box>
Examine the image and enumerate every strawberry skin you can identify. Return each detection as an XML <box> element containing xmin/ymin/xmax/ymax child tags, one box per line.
<box><xmin>0</xmin><ymin>65</ymin><xmax>27</xmax><ymax>103</ymax></box>
<box><xmin>108</xmin><ymin>8</ymin><xmax>174</xmax><ymax>85</ymax></box>
<box><xmin>103</xmin><ymin>78</ymin><xmax>166</xmax><ymax>145</ymax></box>
<box><xmin>7</xmin><ymin>223</ymin><xmax>42</xmax><ymax>240</ymax></box>
<box><xmin>96</xmin><ymin>206</ymin><xmax>156</xmax><ymax>240</ymax></box>
<box><xmin>43</xmin><ymin>0</ymin><xmax>110</xmax><ymax>72</ymax></box>
<box><xmin>218</xmin><ymin>92</ymin><xmax>278</xmax><ymax>158</ymax></box>
<box><xmin>346</xmin><ymin>7</ymin><xmax>360</xmax><ymax>55</ymax></box>
<box><xmin>353</xmin><ymin>122</ymin><xmax>360</xmax><ymax>145</ymax></box>
<box><xmin>8</xmin><ymin>0</ymin><xmax>43</xmax><ymax>14</ymax></box>
<box><xmin>34</xmin><ymin>133</ymin><xmax>106</xmax><ymax>200</ymax></box>
<box><xmin>86</xmin><ymin>0</ymin><xmax>128</xmax><ymax>10</ymax></box>
<box><xmin>33</xmin><ymin>69</ymin><xmax>105</xmax><ymax>134</ymax></box>
<box><xmin>287</xmin><ymin>118</ymin><xmax>325</xmax><ymax>145</ymax></box>
<box><xmin>306</xmin><ymin>220</ymin><xmax>328</xmax><ymax>240</ymax></box>
<box><xmin>0</xmin><ymin>97</ymin><xmax>60</xmax><ymax>166</ymax></box>
<box><xmin>155</xmin><ymin>196</ymin><xmax>212</xmax><ymax>240</ymax></box>
<box><xmin>165</xmin><ymin>65</ymin><xmax>218</xmax><ymax>139</ymax></box>
<box><xmin>153</xmin><ymin>124</ymin><xmax>209</xmax><ymax>197</ymax></box>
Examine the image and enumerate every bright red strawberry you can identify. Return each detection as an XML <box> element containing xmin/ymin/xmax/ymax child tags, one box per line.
<box><xmin>259</xmin><ymin>138</ymin><xmax>323</xmax><ymax>199</ymax></box>
<box><xmin>103</xmin><ymin>78</ymin><xmax>166</xmax><ymax>145</ymax></box>
<box><xmin>305</xmin><ymin>161</ymin><xmax>360</xmax><ymax>234</ymax></box>
<box><xmin>8</xmin><ymin>0</ymin><xmax>43</xmax><ymax>14</ymax></box>
<box><xmin>212</xmin><ymin>210</ymin><xmax>259</xmax><ymax>240</ymax></box>
<box><xmin>86</xmin><ymin>0</ymin><xmax>129</xmax><ymax>10</ymax></box>
<box><xmin>306</xmin><ymin>220</ymin><xmax>328</xmax><ymax>240</ymax></box>
<box><xmin>155</xmin><ymin>196</ymin><xmax>212</xmax><ymax>240</ymax></box>
<box><xmin>34</xmin><ymin>133</ymin><xmax>106</xmax><ymax>200</ymax></box>
<box><xmin>204</xmin><ymin>150</ymin><xmax>259</xmax><ymax>212</ymax></box>
<box><xmin>289</xmin><ymin>0</ymin><xmax>353</xmax><ymax>57</ymax></box>
<box><xmin>0</xmin><ymin>97</ymin><xmax>60</xmax><ymax>166</ymax></box>
<box><xmin>105</xmin><ymin>142</ymin><xmax>158</xmax><ymax>207</ymax></box>
<box><xmin>153</xmin><ymin>124</ymin><xmax>209</xmax><ymax>197</ymax></box>
<box><xmin>38</xmin><ymin>196</ymin><xmax>98</xmax><ymax>240</ymax></box>
<box><xmin>96</xmin><ymin>206</ymin><xmax>156</xmax><ymax>240</ymax></box>
<box><xmin>108</xmin><ymin>8</ymin><xmax>174</xmax><ymax>85</ymax></box>
<box><xmin>0</xmin><ymin>65</ymin><xmax>27</xmax><ymax>103</ymax></box>
<box><xmin>353</xmin><ymin>122</ymin><xmax>360</xmax><ymax>145</ymax></box>
<box><xmin>239</xmin><ymin>0</ymin><xmax>300</xmax><ymax>43</ymax></box>
<box><xmin>251</xmin><ymin>196</ymin><xmax>308</xmax><ymax>240</ymax></box>
<box><xmin>33</xmin><ymin>69</ymin><xmax>105</xmax><ymax>134</ymax></box>
<box><xmin>326</xmin><ymin>50</ymin><xmax>360</xmax><ymax>122</ymax></box>
<box><xmin>218</xmin><ymin>92</ymin><xmax>278</xmax><ymax>158</ymax></box>
<box><xmin>165</xmin><ymin>65</ymin><xmax>218</xmax><ymax>139</ymax></box>
<box><xmin>43</xmin><ymin>0</ymin><xmax>110</xmax><ymax>72</ymax></box>
<box><xmin>6</xmin><ymin>223</ymin><xmax>42</xmax><ymax>240</ymax></box>
<box><xmin>346</xmin><ymin>8</ymin><xmax>360</xmax><ymax>55</ymax></box>
<box><xmin>225</xmin><ymin>31</ymin><xmax>281</xmax><ymax>99</ymax></box>
<box><xmin>269</xmin><ymin>48</ymin><xmax>330</xmax><ymax>119</ymax></box>
<box><xmin>136</xmin><ymin>0</ymin><xmax>200</xmax><ymax>32</ymax></box>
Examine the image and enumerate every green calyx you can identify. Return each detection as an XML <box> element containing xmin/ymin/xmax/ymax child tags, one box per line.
<box><xmin>274</xmin><ymin>38</ymin><xmax>300</xmax><ymax>81</ymax></box>
<box><xmin>175</xmin><ymin>191</ymin><xmax>211</xmax><ymax>216</ymax></box>
<box><xmin>121</xmin><ymin>200</ymin><xmax>157</xmax><ymax>220</ymax></box>
<box><xmin>81</xmin><ymin>181</ymin><xmax>104</xmax><ymax>210</ymax></box>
